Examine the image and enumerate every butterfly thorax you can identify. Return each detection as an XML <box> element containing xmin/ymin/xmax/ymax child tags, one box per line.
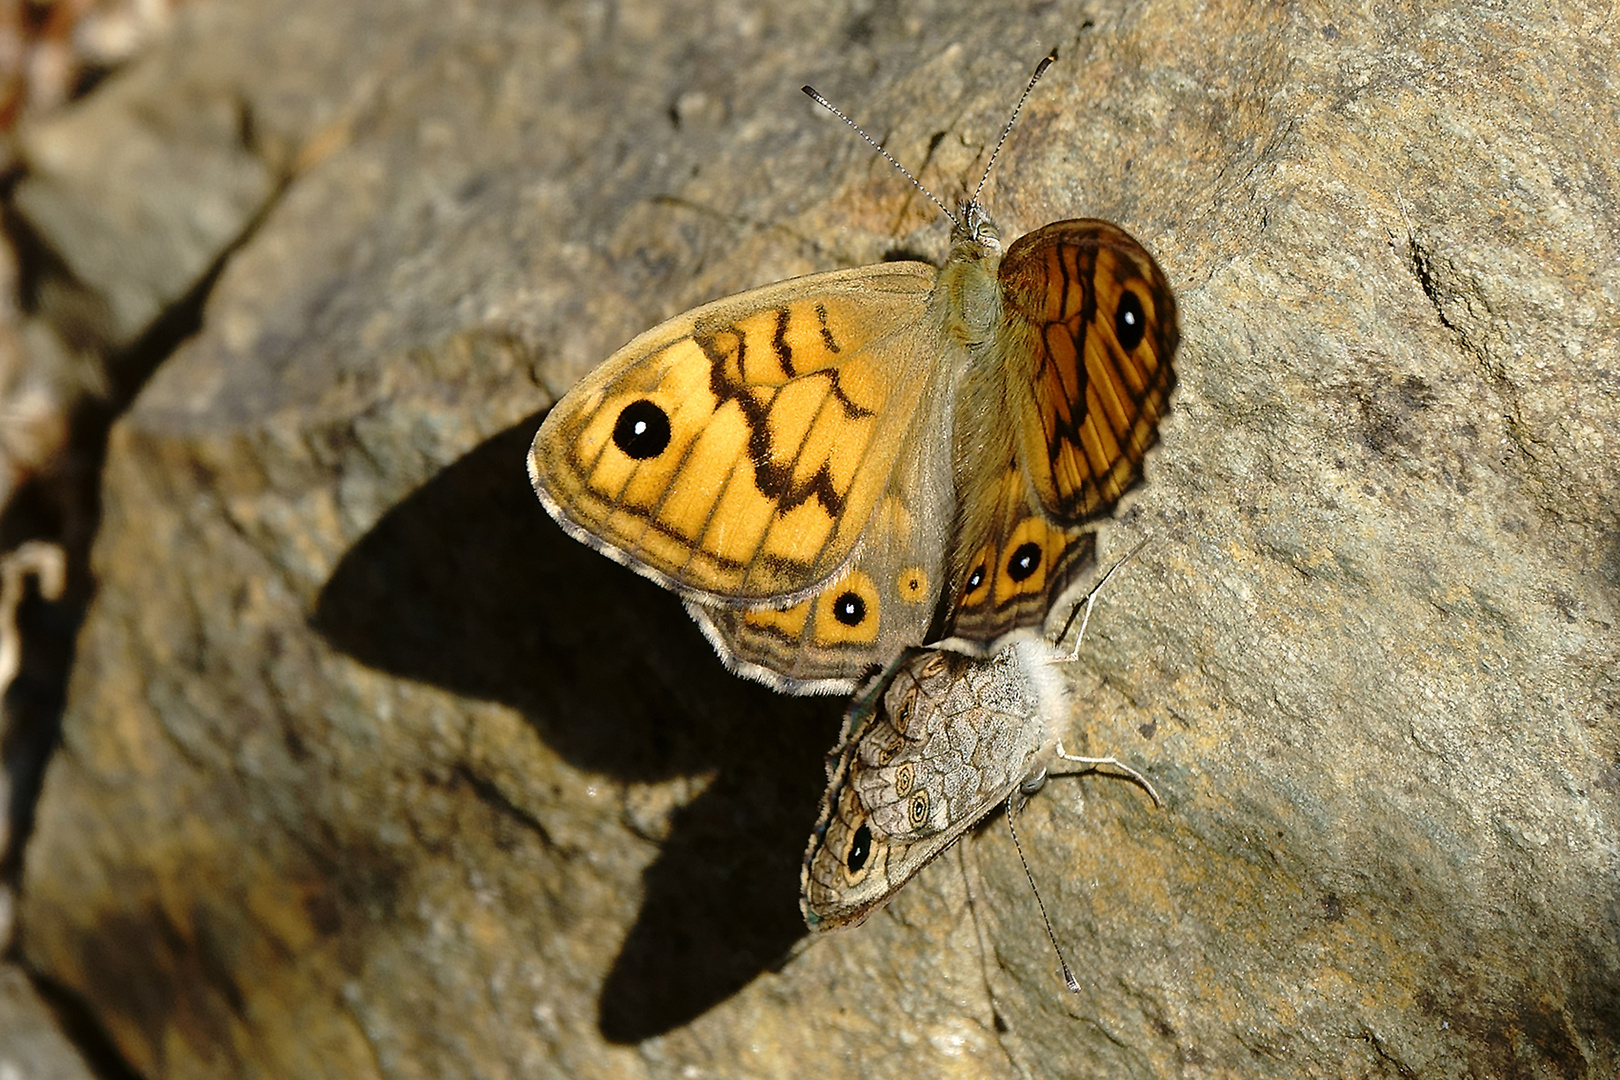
<box><xmin>936</xmin><ymin>202</ymin><xmax>1005</xmax><ymax>350</ymax></box>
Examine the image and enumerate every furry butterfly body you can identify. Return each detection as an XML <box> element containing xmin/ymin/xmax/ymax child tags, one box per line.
<box><xmin>528</xmin><ymin>76</ymin><xmax>1179</xmax><ymax>694</ymax></box>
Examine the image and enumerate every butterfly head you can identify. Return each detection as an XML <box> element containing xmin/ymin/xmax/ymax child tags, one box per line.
<box><xmin>953</xmin><ymin>199</ymin><xmax>1002</xmax><ymax>257</ymax></box>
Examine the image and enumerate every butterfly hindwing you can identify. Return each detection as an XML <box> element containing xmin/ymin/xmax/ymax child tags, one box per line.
<box><xmin>944</xmin><ymin>469</ymin><xmax>1097</xmax><ymax>646</ymax></box>
<box><xmin>688</xmin><ymin>446</ymin><xmax>956</xmax><ymax>694</ymax></box>
<box><xmin>800</xmin><ymin>640</ymin><xmax>1061</xmax><ymax>931</ymax></box>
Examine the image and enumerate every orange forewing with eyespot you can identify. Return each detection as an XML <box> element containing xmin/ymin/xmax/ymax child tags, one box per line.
<box><xmin>529</xmin><ymin>264</ymin><xmax>938</xmax><ymax>604</ymax></box>
<box><xmin>999</xmin><ymin>219</ymin><xmax>1179</xmax><ymax>524</ymax></box>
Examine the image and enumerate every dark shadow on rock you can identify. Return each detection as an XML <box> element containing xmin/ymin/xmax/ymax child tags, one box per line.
<box><xmin>314</xmin><ymin>413</ymin><xmax>843</xmax><ymax>1042</ymax></box>
<box><xmin>596</xmin><ymin>765</ymin><xmax>820</xmax><ymax>1043</ymax></box>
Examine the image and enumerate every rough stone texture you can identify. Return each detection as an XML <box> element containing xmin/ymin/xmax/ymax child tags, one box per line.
<box><xmin>0</xmin><ymin>963</ymin><xmax>97</xmax><ymax>1080</ymax></box>
<box><xmin>9</xmin><ymin>0</ymin><xmax>418</xmax><ymax>353</ymax></box>
<box><xmin>15</xmin><ymin>0</ymin><xmax>1619</xmax><ymax>1078</ymax></box>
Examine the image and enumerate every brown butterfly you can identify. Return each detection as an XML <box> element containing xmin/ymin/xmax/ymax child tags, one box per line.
<box><xmin>800</xmin><ymin>553</ymin><xmax>1161</xmax><ymax>933</ymax></box>
<box><xmin>800</xmin><ymin>636</ymin><xmax>1068</xmax><ymax>930</ymax></box>
<box><xmin>528</xmin><ymin>55</ymin><xmax>1178</xmax><ymax>693</ymax></box>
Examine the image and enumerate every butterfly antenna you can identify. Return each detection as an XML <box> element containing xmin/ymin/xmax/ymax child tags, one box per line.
<box><xmin>1055</xmin><ymin>535</ymin><xmax>1152</xmax><ymax>656</ymax></box>
<box><xmin>802</xmin><ymin>84</ymin><xmax>962</xmax><ymax>231</ymax></box>
<box><xmin>1005</xmin><ymin>793</ymin><xmax>1082</xmax><ymax>994</ymax></box>
<box><xmin>970</xmin><ymin>49</ymin><xmax>1058</xmax><ymax>208</ymax></box>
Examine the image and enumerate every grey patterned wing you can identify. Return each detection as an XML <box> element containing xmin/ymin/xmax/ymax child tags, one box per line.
<box><xmin>801</xmin><ymin>642</ymin><xmax>1058</xmax><ymax>931</ymax></box>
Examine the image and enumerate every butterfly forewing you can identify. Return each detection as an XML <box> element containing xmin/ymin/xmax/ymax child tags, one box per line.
<box><xmin>529</xmin><ymin>262</ymin><xmax>940</xmax><ymax>603</ymax></box>
<box><xmin>998</xmin><ymin>219</ymin><xmax>1179</xmax><ymax>525</ymax></box>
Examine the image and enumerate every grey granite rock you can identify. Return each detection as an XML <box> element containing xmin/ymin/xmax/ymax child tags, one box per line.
<box><xmin>15</xmin><ymin>0</ymin><xmax>1620</xmax><ymax>1077</ymax></box>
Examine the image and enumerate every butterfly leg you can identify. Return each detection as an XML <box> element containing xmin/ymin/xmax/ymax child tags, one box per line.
<box><xmin>1048</xmin><ymin>586</ymin><xmax>1100</xmax><ymax>665</ymax></box>
<box><xmin>1047</xmin><ymin>536</ymin><xmax>1153</xmax><ymax>664</ymax></box>
<box><xmin>1048</xmin><ymin>741</ymin><xmax>1162</xmax><ymax>808</ymax></box>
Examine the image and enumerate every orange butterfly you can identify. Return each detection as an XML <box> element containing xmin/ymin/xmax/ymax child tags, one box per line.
<box><xmin>529</xmin><ymin>54</ymin><xmax>1178</xmax><ymax>693</ymax></box>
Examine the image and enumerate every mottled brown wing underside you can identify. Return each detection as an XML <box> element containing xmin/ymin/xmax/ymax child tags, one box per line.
<box><xmin>528</xmin><ymin>263</ymin><xmax>937</xmax><ymax>603</ymax></box>
<box><xmin>801</xmin><ymin>647</ymin><xmax>1049</xmax><ymax>931</ymax></box>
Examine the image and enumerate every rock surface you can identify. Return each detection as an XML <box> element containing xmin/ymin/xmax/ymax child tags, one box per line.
<box><xmin>9</xmin><ymin>0</ymin><xmax>416</xmax><ymax>354</ymax></box>
<box><xmin>0</xmin><ymin>963</ymin><xmax>97</xmax><ymax>1080</ymax></box>
<box><xmin>15</xmin><ymin>0</ymin><xmax>1620</xmax><ymax>1078</ymax></box>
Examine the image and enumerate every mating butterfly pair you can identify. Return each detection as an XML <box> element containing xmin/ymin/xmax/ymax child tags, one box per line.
<box><xmin>527</xmin><ymin>56</ymin><xmax>1178</xmax><ymax>928</ymax></box>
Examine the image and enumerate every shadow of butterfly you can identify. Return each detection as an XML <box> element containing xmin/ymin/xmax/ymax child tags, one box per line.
<box><xmin>529</xmin><ymin>55</ymin><xmax>1179</xmax><ymax>694</ymax></box>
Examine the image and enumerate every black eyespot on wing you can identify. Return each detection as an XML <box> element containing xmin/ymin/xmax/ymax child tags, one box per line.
<box><xmin>967</xmin><ymin>565</ymin><xmax>986</xmax><ymax>591</ymax></box>
<box><xmin>612</xmin><ymin>400</ymin><xmax>672</xmax><ymax>459</ymax></box>
<box><xmin>894</xmin><ymin>763</ymin><xmax>914</xmax><ymax>797</ymax></box>
<box><xmin>847</xmin><ymin>824</ymin><xmax>872</xmax><ymax>872</ymax></box>
<box><xmin>1116</xmin><ymin>289</ymin><xmax>1146</xmax><ymax>352</ymax></box>
<box><xmin>907</xmin><ymin>791</ymin><xmax>929</xmax><ymax>828</ymax></box>
<box><xmin>1007</xmin><ymin>542</ymin><xmax>1042</xmax><ymax>582</ymax></box>
<box><xmin>833</xmin><ymin>591</ymin><xmax>866</xmax><ymax>626</ymax></box>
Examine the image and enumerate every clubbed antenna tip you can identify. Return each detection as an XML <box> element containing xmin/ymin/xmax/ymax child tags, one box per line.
<box><xmin>803</xmin><ymin>50</ymin><xmax>1061</xmax><ymax>233</ymax></box>
<box><xmin>971</xmin><ymin>49</ymin><xmax>1059</xmax><ymax>207</ymax></box>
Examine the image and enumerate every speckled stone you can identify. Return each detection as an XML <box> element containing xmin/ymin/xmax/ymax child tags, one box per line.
<box><xmin>17</xmin><ymin>0</ymin><xmax>1619</xmax><ymax>1077</ymax></box>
